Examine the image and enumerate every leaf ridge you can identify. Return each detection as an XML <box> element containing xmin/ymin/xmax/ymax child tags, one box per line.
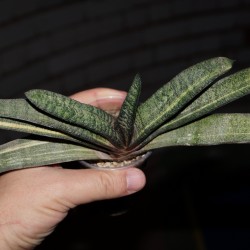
<box><xmin>0</xmin><ymin>139</ymin><xmax>102</xmax><ymax>173</ymax></box>
<box><xmin>143</xmin><ymin>113</ymin><xmax>250</xmax><ymax>151</ymax></box>
<box><xmin>25</xmin><ymin>90</ymin><xmax>123</xmax><ymax>147</ymax></box>
<box><xmin>132</xmin><ymin>57</ymin><xmax>233</xmax><ymax>146</ymax></box>
<box><xmin>0</xmin><ymin>99</ymin><xmax>113</xmax><ymax>150</ymax></box>
<box><xmin>115</xmin><ymin>74</ymin><xmax>141</xmax><ymax>146</ymax></box>
<box><xmin>138</xmin><ymin>67</ymin><xmax>250</xmax><ymax>148</ymax></box>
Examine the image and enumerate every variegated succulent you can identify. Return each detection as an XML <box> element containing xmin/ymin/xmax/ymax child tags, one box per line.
<box><xmin>1</xmin><ymin>57</ymin><xmax>250</xmax><ymax>173</ymax></box>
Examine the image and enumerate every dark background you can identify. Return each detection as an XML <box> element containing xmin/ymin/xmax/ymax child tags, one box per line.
<box><xmin>1</xmin><ymin>0</ymin><xmax>250</xmax><ymax>249</ymax></box>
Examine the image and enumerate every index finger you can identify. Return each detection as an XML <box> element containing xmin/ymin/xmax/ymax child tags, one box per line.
<box><xmin>70</xmin><ymin>88</ymin><xmax>126</xmax><ymax>108</ymax></box>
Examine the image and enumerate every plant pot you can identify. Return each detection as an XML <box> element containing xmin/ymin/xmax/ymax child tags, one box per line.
<box><xmin>79</xmin><ymin>151</ymin><xmax>152</xmax><ymax>170</ymax></box>
<box><xmin>78</xmin><ymin>95</ymin><xmax>152</xmax><ymax>216</ymax></box>
<box><xmin>79</xmin><ymin>94</ymin><xmax>152</xmax><ymax>171</ymax></box>
<box><xmin>79</xmin><ymin>152</ymin><xmax>152</xmax><ymax>216</ymax></box>
<box><xmin>82</xmin><ymin>152</ymin><xmax>151</xmax><ymax>217</ymax></box>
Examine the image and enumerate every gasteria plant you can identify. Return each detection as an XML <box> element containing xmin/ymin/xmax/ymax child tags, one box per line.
<box><xmin>1</xmin><ymin>57</ymin><xmax>250</xmax><ymax>172</ymax></box>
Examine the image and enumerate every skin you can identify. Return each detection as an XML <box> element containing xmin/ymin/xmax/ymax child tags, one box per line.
<box><xmin>0</xmin><ymin>88</ymin><xmax>146</xmax><ymax>249</ymax></box>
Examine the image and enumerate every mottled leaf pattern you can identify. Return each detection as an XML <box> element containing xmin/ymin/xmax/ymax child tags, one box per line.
<box><xmin>0</xmin><ymin>117</ymin><xmax>84</xmax><ymax>144</ymax></box>
<box><xmin>132</xmin><ymin>57</ymin><xmax>233</xmax><ymax>146</ymax></box>
<box><xmin>115</xmin><ymin>74</ymin><xmax>141</xmax><ymax>146</ymax></box>
<box><xmin>25</xmin><ymin>90</ymin><xmax>123</xmax><ymax>147</ymax></box>
<box><xmin>138</xmin><ymin>68</ymin><xmax>250</xmax><ymax>148</ymax></box>
<box><xmin>0</xmin><ymin>139</ymin><xmax>102</xmax><ymax>173</ymax></box>
<box><xmin>143</xmin><ymin>114</ymin><xmax>250</xmax><ymax>151</ymax></box>
<box><xmin>1</xmin><ymin>57</ymin><xmax>250</xmax><ymax>173</ymax></box>
<box><xmin>0</xmin><ymin>99</ymin><xmax>112</xmax><ymax>150</ymax></box>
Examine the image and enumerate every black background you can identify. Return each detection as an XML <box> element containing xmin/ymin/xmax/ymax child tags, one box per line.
<box><xmin>1</xmin><ymin>0</ymin><xmax>250</xmax><ymax>249</ymax></box>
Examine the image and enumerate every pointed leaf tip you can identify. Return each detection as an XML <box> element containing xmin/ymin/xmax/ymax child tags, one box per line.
<box><xmin>25</xmin><ymin>89</ymin><xmax>124</xmax><ymax>148</ymax></box>
<box><xmin>132</xmin><ymin>56</ymin><xmax>233</xmax><ymax>146</ymax></box>
<box><xmin>134</xmin><ymin>73</ymin><xmax>141</xmax><ymax>82</ymax></box>
<box><xmin>115</xmin><ymin>73</ymin><xmax>141</xmax><ymax>146</ymax></box>
<box><xmin>213</xmin><ymin>57</ymin><xmax>234</xmax><ymax>70</ymax></box>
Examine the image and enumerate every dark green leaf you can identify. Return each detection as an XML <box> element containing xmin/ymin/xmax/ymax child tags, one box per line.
<box><xmin>0</xmin><ymin>99</ymin><xmax>113</xmax><ymax>150</ymax></box>
<box><xmin>115</xmin><ymin>74</ymin><xmax>141</xmax><ymax>146</ymax></box>
<box><xmin>132</xmin><ymin>57</ymin><xmax>233</xmax><ymax>146</ymax></box>
<box><xmin>143</xmin><ymin>114</ymin><xmax>250</xmax><ymax>151</ymax></box>
<box><xmin>25</xmin><ymin>90</ymin><xmax>123</xmax><ymax>147</ymax></box>
<box><xmin>139</xmin><ymin>68</ymin><xmax>250</xmax><ymax>148</ymax></box>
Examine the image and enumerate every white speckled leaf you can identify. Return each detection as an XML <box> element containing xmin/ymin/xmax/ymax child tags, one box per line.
<box><xmin>143</xmin><ymin>114</ymin><xmax>250</xmax><ymax>151</ymax></box>
<box><xmin>139</xmin><ymin>68</ymin><xmax>250</xmax><ymax>148</ymax></box>
<box><xmin>0</xmin><ymin>139</ymin><xmax>102</xmax><ymax>173</ymax></box>
<box><xmin>0</xmin><ymin>117</ymin><xmax>84</xmax><ymax>144</ymax></box>
<box><xmin>132</xmin><ymin>57</ymin><xmax>233</xmax><ymax>146</ymax></box>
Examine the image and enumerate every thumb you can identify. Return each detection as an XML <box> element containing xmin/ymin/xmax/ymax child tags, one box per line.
<box><xmin>57</xmin><ymin>167</ymin><xmax>146</xmax><ymax>207</ymax></box>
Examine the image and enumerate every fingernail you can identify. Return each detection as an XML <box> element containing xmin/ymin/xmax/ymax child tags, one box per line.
<box><xmin>126</xmin><ymin>168</ymin><xmax>146</xmax><ymax>194</ymax></box>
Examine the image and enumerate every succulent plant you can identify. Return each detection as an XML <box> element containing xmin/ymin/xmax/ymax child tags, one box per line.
<box><xmin>1</xmin><ymin>57</ymin><xmax>250</xmax><ymax>173</ymax></box>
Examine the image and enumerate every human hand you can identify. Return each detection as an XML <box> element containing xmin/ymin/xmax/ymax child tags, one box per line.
<box><xmin>0</xmin><ymin>88</ymin><xmax>146</xmax><ymax>250</ymax></box>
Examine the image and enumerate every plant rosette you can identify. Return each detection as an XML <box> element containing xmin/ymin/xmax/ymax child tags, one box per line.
<box><xmin>1</xmin><ymin>57</ymin><xmax>250</xmax><ymax>174</ymax></box>
<box><xmin>79</xmin><ymin>96</ymin><xmax>152</xmax><ymax>170</ymax></box>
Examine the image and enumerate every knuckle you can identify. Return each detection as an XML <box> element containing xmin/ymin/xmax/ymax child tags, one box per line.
<box><xmin>97</xmin><ymin>171</ymin><xmax>127</xmax><ymax>197</ymax></box>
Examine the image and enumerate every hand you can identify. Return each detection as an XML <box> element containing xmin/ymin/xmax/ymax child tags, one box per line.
<box><xmin>0</xmin><ymin>88</ymin><xmax>146</xmax><ymax>250</ymax></box>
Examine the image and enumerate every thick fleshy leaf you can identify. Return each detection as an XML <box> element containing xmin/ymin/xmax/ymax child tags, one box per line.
<box><xmin>115</xmin><ymin>74</ymin><xmax>141</xmax><ymax>146</ymax></box>
<box><xmin>0</xmin><ymin>117</ymin><xmax>84</xmax><ymax>144</ymax></box>
<box><xmin>132</xmin><ymin>57</ymin><xmax>233</xmax><ymax>146</ymax></box>
<box><xmin>0</xmin><ymin>139</ymin><xmax>106</xmax><ymax>173</ymax></box>
<box><xmin>138</xmin><ymin>68</ymin><xmax>250</xmax><ymax>148</ymax></box>
<box><xmin>25</xmin><ymin>90</ymin><xmax>123</xmax><ymax>147</ymax></box>
<box><xmin>0</xmin><ymin>99</ymin><xmax>113</xmax><ymax>150</ymax></box>
<box><xmin>142</xmin><ymin>114</ymin><xmax>250</xmax><ymax>151</ymax></box>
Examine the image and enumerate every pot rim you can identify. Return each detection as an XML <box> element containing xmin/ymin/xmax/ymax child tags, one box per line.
<box><xmin>79</xmin><ymin>151</ymin><xmax>152</xmax><ymax>170</ymax></box>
